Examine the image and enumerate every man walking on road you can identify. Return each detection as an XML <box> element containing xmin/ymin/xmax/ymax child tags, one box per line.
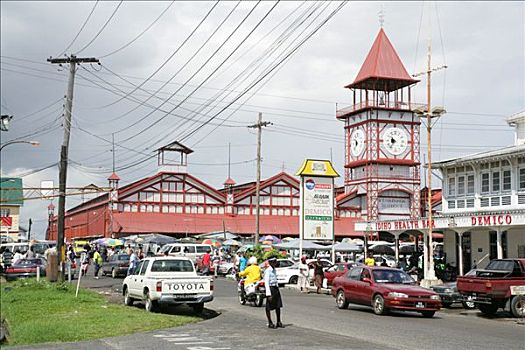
<box><xmin>298</xmin><ymin>256</ymin><xmax>309</xmax><ymax>292</ymax></box>
<box><xmin>93</xmin><ymin>248</ymin><xmax>103</xmax><ymax>279</ymax></box>
<box><xmin>313</xmin><ymin>257</ymin><xmax>324</xmax><ymax>294</ymax></box>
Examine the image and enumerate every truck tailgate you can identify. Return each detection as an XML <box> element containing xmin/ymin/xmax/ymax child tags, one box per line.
<box><xmin>161</xmin><ymin>278</ymin><xmax>211</xmax><ymax>295</ymax></box>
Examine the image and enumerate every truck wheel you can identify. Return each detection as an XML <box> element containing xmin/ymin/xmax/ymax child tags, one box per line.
<box><xmin>145</xmin><ymin>292</ymin><xmax>158</xmax><ymax>312</ymax></box>
<box><xmin>289</xmin><ymin>276</ymin><xmax>298</xmax><ymax>285</ymax></box>
<box><xmin>112</xmin><ymin>268</ymin><xmax>117</xmax><ymax>279</ymax></box>
<box><xmin>124</xmin><ymin>287</ymin><xmax>134</xmax><ymax>306</ymax></box>
<box><xmin>421</xmin><ymin>311</ymin><xmax>435</xmax><ymax>318</ymax></box>
<box><xmin>192</xmin><ymin>302</ymin><xmax>204</xmax><ymax>314</ymax></box>
<box><xmin>511</xmin><ymin>296</ymin><xmax>525</xmax><ymax>318</ymax></box>
<box><xmin>478</xmin><ymin>303</ymin><xmax>498</xmax><ymax>316</ymax></box>
<box><xmin>336</xmin><ymin>290</ymin><xmax>349</xmax><ymax>309</ymax></box>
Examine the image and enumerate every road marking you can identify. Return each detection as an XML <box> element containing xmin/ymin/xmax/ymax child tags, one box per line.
<box><xmin>164</xmin><ymin>337</ymin><xmax>201</xmax><ymax>341</ymax></box>
<box><xmin>165</xmin><ymin>341</ymin><xmax>214</xmax><ymax>345</ymax></box>
<box><xmin>153</xmin><ymin>333</ymin><xmax>191</xmax><ymax>337</ymax></box>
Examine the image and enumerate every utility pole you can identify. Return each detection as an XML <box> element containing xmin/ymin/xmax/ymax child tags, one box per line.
<box><xmin>48</xmin><ymin>55</ymin><xmax>99</xmax><ymax>281</ymax></box>
<box><xmin>248</xmin><ymin>112</ymin><xmax>272</xmax><ymax>244</ymax></box>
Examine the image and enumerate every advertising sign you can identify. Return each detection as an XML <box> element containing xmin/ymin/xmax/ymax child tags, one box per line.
<box><xmin>302</xmin><ymin>176</ymin><xmax>334</xmax><ymax>240</ymax></box>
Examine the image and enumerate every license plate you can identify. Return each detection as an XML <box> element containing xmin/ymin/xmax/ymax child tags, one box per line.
<box><xmin>174</xmin><ymin>294</ymin><xmax>197</xmax><ymax>299</ymax></box>
<box><xmin>416</xmin><ymin>302</ymin><xmax>425</xmax><ymax>308</ymax></box>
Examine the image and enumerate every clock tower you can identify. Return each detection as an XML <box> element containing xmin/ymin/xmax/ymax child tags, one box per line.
<box><xmin>337</xmin><ymin>28</ymin><xmax>422</xmax><ymax>221</ymax></box>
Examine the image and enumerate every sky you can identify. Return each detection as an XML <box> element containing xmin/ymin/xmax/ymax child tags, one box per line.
<box><xmin>1</xmin><ymin>1</ymin><xmax>523</xmax><ymax>239</ymax></box>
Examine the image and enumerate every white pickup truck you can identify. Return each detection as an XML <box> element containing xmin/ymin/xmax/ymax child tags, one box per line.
<box><xmin>122</xmin><ymin>256</ymin><xmax>213</xmax><ymax>313</ymax></box>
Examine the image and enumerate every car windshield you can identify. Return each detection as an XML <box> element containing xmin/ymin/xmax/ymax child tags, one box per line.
<box><xmin>151</xmin><ymin>259</ymin><xmax>194</xmax><ymax>272</ymax></box>
<box><xmin>15</xmin><ymin>258</ymin><xmax>43</xmax><ymax>266</ymax></box>
<box><xmin>372</xmin><ymin>269</ymin><xmax>414</xmax><ymax>284</ymax></box>
<box><xmin>117</xmin><ymin>254</ymin><xmax>130</xmax><ymax>261</ymax></box>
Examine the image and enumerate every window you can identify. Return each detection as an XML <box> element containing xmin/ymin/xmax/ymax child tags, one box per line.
<box><xmin>348</xmin><ymin>267</ymin><xmax>363</xmax><ymax>280</ymax></box>
<box><xmin>457</xmin><ymin>176</ymin><xmax>465</xmax><ymax>195</ymax></box>
<box><xmin>481</xmin><ymin>173</ymin><xmax>490</xmax><ymax>193</ymax></box>
<box><xmin>492</xmin><ymin>171</ymin><xmax>500</xmax><ymax>192</ymax></box>
<box><xmin>448</xmin><ymin>177</ymin><xmax>456</xmax><ymax>196</ymax></box>
<box><xmin>467</xmin><ymin>175</ymin><xmax>475</xmax><ymax>194</ymax></box>
<box><xmin>489</xmin><ymin>231</ymin><xmax>508</xmax><ymax>260</ymax></box>
<box><xmin>139</xmin><ymin>260</ymin><xmax>150</xmax><ymax>276</ymax></box>
<box><xmin>520</xmin><ymin>168</ymin><xmax>525</xmax><ymax>190</ymax></box>
<box><xmin>502</xmin><ymin>170</ymin><xmax>511</xmax><ymax>191</ymax></box>
<box><xmin>0</xmin><ymin>209</ymin><xmax>10</xmax><ymax>217</ymax></box>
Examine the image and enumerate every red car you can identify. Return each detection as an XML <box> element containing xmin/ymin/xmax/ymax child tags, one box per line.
<box><xmin>331</xmin><ymin>266</ymin><xmax>441</xmax><ymax>318</ymax></box>
<box><xmin>324</xmin><ymin>262</ymin><xmax>360</xmax><ymax>286</ymax></box>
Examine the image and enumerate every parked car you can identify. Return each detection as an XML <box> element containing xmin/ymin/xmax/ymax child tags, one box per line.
<box><xmin>331</xmin><ymin>266</ymin><xmax>441</xmax><ymax>317</ymax></box>
<box><xmin>3</xmin><ymin>258</ymin><xmax>47</xmax><ymax>281</ymax></box>
<box><xmin>457</xmin><ymin>258</ymin><xmax>525</xmax><ymax>317</ymax></box>
<box><xmin>324</xmin><ymin>262</ymin><xmax>360</xmax><ymax>286</ymax></box>
<box><xmin>276</xmin><ymin>264</ymin><xmax>301</xmax><ymax>285</ymax></box>
<box><xmin>122</xmin><ymin>256</ymin><xmax>213</xmax><ymax>313</ymax></box>
<box><xmin>216</xmin><ymin>260</ymin><xmax>235</xmax><ymax>275</ymax></box>
<box><xmin>101</xmin><ymin>253</ymin><xmax>130</xmax><ymax>278</ymax></box>
<box><xmin>430</xmin><ymin>270</ymin><xmax>477</xmax><ymax>309</ymax></box>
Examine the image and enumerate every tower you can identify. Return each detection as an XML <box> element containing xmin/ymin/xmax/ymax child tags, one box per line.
<box><xmin>157</xmin><ymin>141</ymin><xmax>193</xmax><ymax>174</ymax></box>
<box><xmin>337</xmin><ymin>28</ymin><xmax>422</xmax><ymax>220</ymax></box>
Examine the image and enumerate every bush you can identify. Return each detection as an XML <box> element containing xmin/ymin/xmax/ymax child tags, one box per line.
<box><xmin>245</xmin><ymin>245</ymin><xmax>287</xmax><ymax>263</ymax></box>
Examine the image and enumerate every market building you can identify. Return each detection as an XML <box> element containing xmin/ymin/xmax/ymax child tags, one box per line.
<box><xmin>48</xmin><ymin>142</ymin><xmax>362</xmax><ymax>242</ymax></box>
<box><xmin>0</xmin><ymin>177</ymin><xmax>23</xmax><ymax>242</ymax></box>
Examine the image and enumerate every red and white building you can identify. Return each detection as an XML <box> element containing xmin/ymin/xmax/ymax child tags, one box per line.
<box><xmin>48</xmin><ymin>142</ymin><xmax>362</xmax><ymax>241</ymax></box>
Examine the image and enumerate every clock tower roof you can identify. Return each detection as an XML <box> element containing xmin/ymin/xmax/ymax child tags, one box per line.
<box><xmin>345</xmin><ymin>28</ymin><xmax>418</xmax><ymax>92</ymax></box>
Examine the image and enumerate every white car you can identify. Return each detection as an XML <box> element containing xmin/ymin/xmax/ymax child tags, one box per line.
<box><xmin>276</xmin><ymin>264</ymin><xmax>300</xmax><ymax>285</ymax></box>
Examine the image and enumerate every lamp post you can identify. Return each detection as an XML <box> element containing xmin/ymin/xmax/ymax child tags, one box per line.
<box><xmin>0</xmin><ymin>140</ymin><xmax>40</xmax><ymax>151</ymax></box>
<box><xmin>364</xmin><ymin>221</ymin><xmax>372</xmax><ymax>259</ymax></box>
<box><xmin>47</xmin><ymin>203</ymin><xmax>55</xmax><ymax>240</ymax></box>
<box><xmin>1</xmin><ymin>115</ymin><xmax>13</xmax><ymax>131</ymax></box>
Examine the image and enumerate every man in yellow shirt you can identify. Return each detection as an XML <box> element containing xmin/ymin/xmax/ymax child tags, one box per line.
<box><xmin>365</xmin><ymin>253</ymin><xmax>376</xmax><ymax>267</ymax></box>
<box><xmin>239</xmin><ymin>256</ymin><xmax>262</xmax><ymax>286</ymax></box>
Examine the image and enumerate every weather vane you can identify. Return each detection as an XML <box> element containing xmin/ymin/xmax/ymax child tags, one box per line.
<box><xmin>378</xmin><ymin>6</ymin><xmax>385</xmax><ymax>28</ymax></box>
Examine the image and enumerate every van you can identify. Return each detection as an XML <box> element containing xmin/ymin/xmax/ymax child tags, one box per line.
<box><xmin>158</xmin><ymin>243</ymin><xmax>213</xmax><ymax>262</ymax></box>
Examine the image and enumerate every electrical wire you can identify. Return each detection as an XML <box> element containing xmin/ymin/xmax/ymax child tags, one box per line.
<box><xmin>99</xmin><ymin>1</ymin><xmax>175</xmax><ymax>58</ymax></box>
<box><xmin>74</xmin><ymin>1</ymin><xmax>124</xmax><ymax>55</ymax></box>
<box><xmin>97</xmin><ymin>0</ymin><xmax>221</xmax><ymax>109</ymax></box>
<box><xmin>57</xmin><ymin>0</ymin><xmax>100</xmax><ymax>56</ymax></box>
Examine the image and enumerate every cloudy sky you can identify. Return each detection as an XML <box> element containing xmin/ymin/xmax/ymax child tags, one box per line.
<box><xmin>1</xmin><ymin>1</ymin><xmax>523</xmax><ymax>239</ymax></box>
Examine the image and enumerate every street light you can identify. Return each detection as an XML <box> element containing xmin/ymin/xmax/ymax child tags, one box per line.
<box><xmin>1</xmin><ymin>115</ymin><xmax>13</xmax><ymax>131</ymax></box>
<box><xmin>414</xmin><ymin>106</ymin><xmax>446</xmax><ymax>285</ymax></box>
<box><xmin>0</xmin><ymin>140</ymin><xmax>40</xmax><ymax>151</ymax></box>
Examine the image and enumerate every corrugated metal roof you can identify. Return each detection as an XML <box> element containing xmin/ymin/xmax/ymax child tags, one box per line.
<box><xmin>432</xmin><ymin>144</ymin><xmax>525</xmax><ymax>167</ymax></box>
<box><xmin>112</xmin><ymin>212</ymin><xmax>361</xmax><ymax>237</ymax></box>
<box><xmin>345</xmin><ymin>28</ymin><xmax>417</xmax><ymax>91</ymax></box>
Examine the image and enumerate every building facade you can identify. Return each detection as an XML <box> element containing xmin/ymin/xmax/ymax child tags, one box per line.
<box><xmin>435</xmin><ymin>111</ymin><xmax>525</xmax><ymax>273</ymax></box>
<box><xmin>48</xmin><ymin>142</ymin><xmax>362</xmax><ymax>241</ymax></box>
<box><xmin>0</xmin><ymin>177</ymin><xmax>23</xmax><ymax>241</ymax></box>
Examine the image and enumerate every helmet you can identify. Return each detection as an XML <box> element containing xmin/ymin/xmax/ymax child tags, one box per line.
<box><xmin>248</xmin><ymin>256</ymin><xmax>257</xmax><ymax>265</ymax></box>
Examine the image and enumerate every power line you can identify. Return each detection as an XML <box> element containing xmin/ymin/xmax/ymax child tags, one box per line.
<box><xmin>99</xmin><ymin>1</ymin><xmax>175</xmax><ymax>58</ymax></box>
<box><xmin>74</xmin><ymin>1</ymin><xmax>124</xmax><ymax>55</ymax></box>
<box><xmin>57</xmin><ymin>0</ymin><xmax>100</xmax><ymax>56</ymax></box>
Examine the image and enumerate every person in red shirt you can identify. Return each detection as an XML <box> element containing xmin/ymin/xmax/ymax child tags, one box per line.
<box><xmin>201</xmin><ymin>251</ymin><xmax>211</xmax><ymax>275</ymax></box>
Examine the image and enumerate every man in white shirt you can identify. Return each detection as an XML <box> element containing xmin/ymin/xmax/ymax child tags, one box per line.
<box><xmin>264</xmin><ymin>258</ymin><xmax>283</xmax><ymax>329</ymax></box>
<box><xmin>297</xmin><ymin>256</ymin><xmax>309</xmax><ymax>292</ymax></box>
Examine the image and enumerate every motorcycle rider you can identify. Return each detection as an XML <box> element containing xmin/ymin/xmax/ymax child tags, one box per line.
<box><xmin>238</xmin><ymin>256</ymin><xmax>262</xmax><ymax>296</ymax></box>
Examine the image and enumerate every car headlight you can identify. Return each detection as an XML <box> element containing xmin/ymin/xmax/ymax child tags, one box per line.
<box><xmin>430</xmin><ymin>295</ymin><xmax>441</xmax><ymax>300</ymax></box>
<box><xmin>389</xmin><ymin>292</ymin><xmax>408</xmax><ymax>298</ymax></box>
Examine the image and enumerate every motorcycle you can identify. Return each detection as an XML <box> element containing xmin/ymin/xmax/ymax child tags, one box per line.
<box><xmin>238</xmin><ymin>279</ymin><xmax>266</xmax><ymax>307</ymax></box>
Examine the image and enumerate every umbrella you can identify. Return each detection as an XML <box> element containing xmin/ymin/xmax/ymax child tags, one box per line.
<box><xmin>329</xmin><ymin>242</ymin><xmax>362</xmax><ymax>252</ymax></box>
<box><xmin>94</xmin><ymin>238</ymin><xmax>124</xmax><ymax>247</ymax></box>
<box><xmin>274</xmin><ymin>240</ymin><xmax>329</xmax><ymax>250</ymax></box>
<box><xmin>261</xmin><ymin>240</ymin><xmax>274</xmax><ymax>245</ymax></box>
<box><xmin>223</xmin><ymin>239</ymin><xmax>241</xmax><ymax>246</ymax></box>
<box><xmin>259</xmin><ymin>235</ymin><xmax>281</xmax><ymax>243</ymax></box>
<box><xmin>282</xmin><ymin>237</ymin><xmax>295</xmax><ymax>242</ymax></box>
<box><xmin>399</xmin><ymin>244</ymin><xmax>417</xmax><ymax>254</ymax></box>
<box><xmin>369</xmin><ymin>244</ymin><xmax>395</xmax><ymax>255</ymax></box>
<box><xmin>202</xmin><ymin>239</ymin><xmax>222</xmax><ymax>248</ymax></box>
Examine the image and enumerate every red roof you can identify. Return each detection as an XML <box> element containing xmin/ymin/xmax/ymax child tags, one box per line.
<box><xmin>223</xmin><ymin>177</ymin><xmax>236</xmax><ymax>186</ymax></box>
<box><xmin>112</xmin><ymin>212</ymin><xmax>361</xmax><ymax>238</ymax></box>
<box><xmin>108</xmin><ymin>172</ymin><xmax>121</xmax><ymax>181</ymax></box>
<box><xmin>346</xmin><ymin>28</ymin><xmax>418</xmax><ymax>91</ymax></box>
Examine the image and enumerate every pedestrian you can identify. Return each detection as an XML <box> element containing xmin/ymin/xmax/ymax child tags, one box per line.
<box><xmin>212</xmin><ymin>250</ymin><xmax>220</xmax><ymax>278</ymax></box>
<box><xmin>93</xmin><ymin>248</ymin><xmax>103</xmax><ymax>279</ymax></box>
<box><xmin>127</xmin><ymin>249</ymin><xmax>138</xmax><ymax>276</ymax></box>
<box><xmin>313</xmin><ymin>257</ymin><xmax>324</xmax><ymax>294</ymax></box>
<box><xmin>233</xmin><ymin>252</ymin><xmax>240</xmax><ymax>274</ymax></box>
<box><xmin>298</xmin><ymin>256</ymin><xmax>309</xmax><ymax>292</ymax></box>
<box><xmin>239</xmin><ymin>252</ymin><xmax>247</xmax><ymax>273</ymax></box>
<box><xmin>201</xmin><ymin>250</ymin><xmax>211</xmax><ymax>275</ymax></box>
<box><xmin>12</xmin><ymin>249</ymin><xmax>23</xmax><ymax>265</ymax></box>
<box><xmin>264</xmin><ymin>258</ymin><xmax>283</xmax><ymax>329</ymax></box>
<box><xmin>138</xmin><ymin>247</ymin><xmax>145</xmax><ymax>260</ymax></box>
<box><xmin>365</xmin><ymin>252</ymin><xmax>375</xmax><ymax>267</ymax></box>
<box><xmin>25</xmin><ymin>246</ymin><xmax>36</xmax><ymax>259</ymax></box>
<box><xmin>108</xmin><ymin>247</ymin><xmax>116</xmax><ymax>259</ymax></box>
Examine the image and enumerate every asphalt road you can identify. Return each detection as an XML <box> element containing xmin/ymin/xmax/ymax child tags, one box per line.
<box><xmin>10</xmin><ymin>275</ymin><xmax>525</xmax><ymax>350</ymax></box>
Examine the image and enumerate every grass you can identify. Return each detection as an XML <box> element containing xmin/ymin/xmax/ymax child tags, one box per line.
<box><xmin>0</xmin><ymin>278</ymin><xmax>200</xmax><ymax>346</ymax></box>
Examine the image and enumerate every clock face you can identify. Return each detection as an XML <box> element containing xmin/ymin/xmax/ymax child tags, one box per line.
<box><xmin>350</xmin><ymin>129</ymin><xmax>365</xmax><ymax>157</ymax></box>
<box><xmin>382</xmin><ymin>127</ymin><xmax>408</xmax><ymax>156</ymax></box>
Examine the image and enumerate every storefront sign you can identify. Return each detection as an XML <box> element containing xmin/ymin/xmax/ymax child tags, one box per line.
<box><xmin>355</xmin><ymin>212</ymin><xmax>523</xmax><ymax>232</ymax></box>
<box><xmin>296</xmin><ymin>159</ymin><xmax>339</xmax><ymax>241</ymax></box>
